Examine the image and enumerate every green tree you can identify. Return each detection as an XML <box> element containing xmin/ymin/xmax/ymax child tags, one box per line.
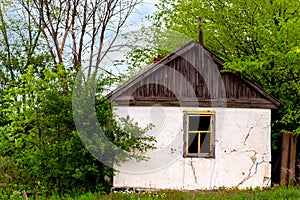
<box><xmin>0</xmin><ymin>0</ymin><xmax>156</xmax><ymax>198</ymax></box>
<box><xmin>0</xmin><ymin>65</ymin><xmax>155</xmax><ymax>198</ymax></box>
<box><xmin>132</xmin><ymin>0</ymin><xmax>300</xmax><ymax>138</ymax></box>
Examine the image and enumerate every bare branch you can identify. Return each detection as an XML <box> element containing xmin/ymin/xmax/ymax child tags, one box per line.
<box><xmin>18</xmin><ymin>0</ymin><xmax>142</xmax><ymax>76</ymax></box>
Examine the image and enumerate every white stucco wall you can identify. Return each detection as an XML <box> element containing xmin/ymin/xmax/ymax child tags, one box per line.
<box><xmin>113</xmin><ymin>106</ymin><xmax>271</xmax><ymax>190</ymax></box>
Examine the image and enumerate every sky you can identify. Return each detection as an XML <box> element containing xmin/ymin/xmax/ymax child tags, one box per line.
<box><xmin>97</xmin><ymin>0</ymin><xmax>159</xmax><ymax>78</ymax></box>
<box><xmin>125</xmin><ymin>0</ymin><xmax>158</xmax><ymax>30</ymax></box>
<box><xmin>79</xmin><ymin>0</ymin><xmax>159</xmax><ymax>83</ymax></box>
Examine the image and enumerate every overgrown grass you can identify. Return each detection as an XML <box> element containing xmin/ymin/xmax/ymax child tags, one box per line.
<box><xmin>3</xmin><ymin>185</ymin><xmax>300</xmax><ymax>200</ymax></box>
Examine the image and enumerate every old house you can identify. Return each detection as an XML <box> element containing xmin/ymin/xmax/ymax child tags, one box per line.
<box><xmin>108</xmin><ymin>40</ymin><xmax>280</xmax><ymax>190</ymax></box>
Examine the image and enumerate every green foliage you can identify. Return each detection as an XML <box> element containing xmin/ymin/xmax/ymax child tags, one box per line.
<box><xmin>87</xmin><ymin>186</ymin><xmax>300</xmax><ymax>200</ymax></box>
<box><xmin>3</xmin><ymin>185</ymin><xmax>300</xmax><ymax>200</ymax></box>
<box><xmin>129</xmin><ymin>0</ymin><xmax>300</xmax><ymax>141</ymax></box>
<box><xmin>0</xmin><ymin>65</ymin><xmax>156</xmax><ymax>197</ymax></box>
<box><xmin>0</xmin><ymin>0</ymin><xmax>156</xmax><ymax>198</ymax></box>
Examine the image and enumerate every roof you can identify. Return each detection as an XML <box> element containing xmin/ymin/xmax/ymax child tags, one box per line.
<box><xmin>107</xmin><ymin>41</ymin><xmax>280</xmax><ymax>109</ymax></box>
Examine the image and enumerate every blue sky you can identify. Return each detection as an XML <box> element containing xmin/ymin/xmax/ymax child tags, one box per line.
<box><xmin>125</xmin><ymin>0</ymin><xmax>158</xmax><ymax>30</ymax></box>
<box><xmin>88</xmin><ymin>0</ymin><xmax>160</xmax><ymax>81</ymax></box>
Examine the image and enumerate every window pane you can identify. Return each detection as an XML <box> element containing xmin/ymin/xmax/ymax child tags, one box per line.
<box><xmin>189</xmin><ymin>116</ymin><xmax>211</xmax><ymax>131</ymax></box>
<box><xmin>188</xmin><ymin>134</ymin><xmax>198</xmax><ymax>153</ymax></box>
<box><xmin>200</xmin><ymin>133</ymin><xmax>210</xmax><ymax>153</ymax></box>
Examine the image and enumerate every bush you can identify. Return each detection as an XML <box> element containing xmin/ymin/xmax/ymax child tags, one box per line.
<box><xmin>0</xmin><ymin>66</ymin><xmax>155</xmax><ymax>197</ymax></box>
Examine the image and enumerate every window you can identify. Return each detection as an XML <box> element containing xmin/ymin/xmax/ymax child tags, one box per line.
<box><xmin>184</xmin><ymin>111</ymin><xmax>215</xmax><ymax>158</ymax></box>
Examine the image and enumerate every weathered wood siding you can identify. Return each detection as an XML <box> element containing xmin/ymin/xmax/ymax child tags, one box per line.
<box><xmin>109</xmin><ymin>41</ymin><xmax>279</xmax><ymax>109</ymax></box>
<box><xmin>280</xmin><ymin>134</ymin><xmax>300</xmax><ymax>185</ymax></box>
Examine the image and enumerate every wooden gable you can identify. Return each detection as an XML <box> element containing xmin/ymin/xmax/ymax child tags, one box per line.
<box><xmin>107</xmin><ymin>41</ymin><xmax>280</xmax><ymax>109</ymax></box>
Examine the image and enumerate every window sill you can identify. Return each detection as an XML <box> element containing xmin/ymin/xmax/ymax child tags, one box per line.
<box><xmin>183</xmin><ymin>153</ymin><xmax>215</xmax><ymax>158</ymax></box>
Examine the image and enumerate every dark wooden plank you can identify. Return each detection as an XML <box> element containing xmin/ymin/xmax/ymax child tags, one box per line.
<box><xmin>113</xmin><ymin>97</ymin><xmax>278</xmax><ymax>109</ymax></box>
<box><xmin>296</xmin><ymin>137</ymin><xmax>300</xmax><ymax>184</ymax></box>
<box><xmin>167</xmin><ymin>65</ymin><xmax>172</xmax><ymax>97</ymax></box>
<box><xmin>107</xmin><ymin>41</ymin><xmax>280</xmax><ymax>109</ymax></box>
<box><xmin>190</xmin><ymin>62</ymin><xmax>196</xmax><ymax>97</ymax></box>
<box><xmin>149</xmin><ymin>74</ymin><xmax>154</xmax><ymax>97</ymax></box>
<box><xmin>158</xmin><ymin>67</ymin><xmax>164</xmax><ymax>97</ymax></box>
<box><xmin>280</xmin><ymin>133</ymin><xmax>290</xmax><ymax>185</ymax></box>
<box><xmin>289</xmin><ymin>136</ymin><xmax>297</xmax><ymax>184</ymax></box>
<box><xmin>154</xmin><ymin>71</ymin><xmax>158</xmax><ymax>97</ymax></box>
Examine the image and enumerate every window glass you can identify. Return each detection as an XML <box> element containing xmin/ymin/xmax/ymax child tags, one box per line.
<box><xmin>184</xmin><ymin>111</ymin><xmax>214</xmax><ymax>158</ymax></box>
<box><xmin>188</xmin><ymin>116</ymin><xmax>211</xmax><ymax>131</ymax></box>
<box><xmin>200</xmin><ymin>133</ymin><xmax>210</xmax><ymax>153</ymax></box>
<box><xmin>188</xmin><ymin>134</ymin><xmax>198</xmax><ymax>153</ymax></box>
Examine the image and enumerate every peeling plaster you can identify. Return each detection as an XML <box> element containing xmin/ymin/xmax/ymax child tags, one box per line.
<box><xmin>190</xmin><ymin>159</ymin><xmax>198</xmax><ymax>184</ymax></box>
<box><xmin>251</xmin><ymin>155</ymin><xmax>257</xmax><ymax>163</ymax></box>
<box><xmin>243</xmin><ymin>127</ymin><xmax>253</xmax><ymax>145</ymax></box>
<box><xmin>237</xmin><ymin>153</ymin><xmax>268</xmax><ymax>187</ymax></box>
<box><xmin>263</xmin><ymin>177</ymin><xmax>271</xmax><ymax>186</ymax></box>
<box><xmin>113</xmin><ymin>107</ymin><xmax>272</xmax><ymax>190</ymax></box>
<box><xmin>243</xmin><ymin>114</ymin><xmax>264</xmax><ymax>146</ymax></box>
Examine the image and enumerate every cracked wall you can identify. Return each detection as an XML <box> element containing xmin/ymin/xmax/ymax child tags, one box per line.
<box><xmin>113</xmin><ymin>107</ymin><xmax>271</xmax><ymax>190</ymax></box>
